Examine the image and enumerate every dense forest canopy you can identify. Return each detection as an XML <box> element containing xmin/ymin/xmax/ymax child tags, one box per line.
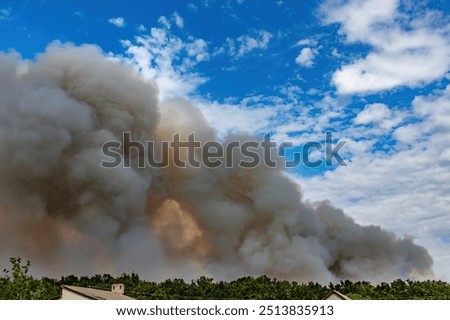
<box><xmin>1</xmin><ymin>258</ymin><xmax>449</xmax><ymax>300</ymax></box>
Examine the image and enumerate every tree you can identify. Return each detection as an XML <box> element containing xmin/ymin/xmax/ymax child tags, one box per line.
<box><xmin>0</xmin><ymin>257</ymin><xmax>58</xmax><ymax>299</ymax></box>
<box><xmin>2</xmin><ymin>257</ymin><xmax>450</xmax><ymax>300</ymax></box>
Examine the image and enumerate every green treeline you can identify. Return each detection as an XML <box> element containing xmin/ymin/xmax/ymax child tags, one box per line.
<box><xmin>1</xmin><ymin>258</ymin><xmax>449</xmax><ymax>300</ymax></box>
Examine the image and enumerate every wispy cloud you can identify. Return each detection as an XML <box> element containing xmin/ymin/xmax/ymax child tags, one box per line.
<box><xmin>156</xmin><ymin>12</ymin><xmax>185</xmax><ymax>30</ymax></box>
<box><xmin>108</xmin><ymin>17</ymin><xmax>126</xmax><ymax>28</ymax></box>
<box><xmin>224</xmin><ymin>30</ymin><xmax>273</xmax><ymax>58</ymax></box>
<box><xmin>121</xmin><ymin>26</ymin><xmax>209</xmax><ymax>99</ymax></box>
<box><xmin>354</xmin><ymin>103</ymin><xmax>405</xmax><ymax>131</ymax></box>
<box><xmin>296</xmin><ymin>38</ymin><xmax>318</xmax><ymax>47</ymax></box>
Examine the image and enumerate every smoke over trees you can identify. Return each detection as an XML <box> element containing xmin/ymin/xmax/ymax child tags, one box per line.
<box><xmin>0</xmin><ymin>43</ymin><xmax>433</xmax><ymax>282</ymax></box>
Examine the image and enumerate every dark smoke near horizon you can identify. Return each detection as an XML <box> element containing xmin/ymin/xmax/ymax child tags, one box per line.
<box><xmin>0</xmin><ymin>43</ymin><xmax>433</xmax><ymax>283</ymax></box>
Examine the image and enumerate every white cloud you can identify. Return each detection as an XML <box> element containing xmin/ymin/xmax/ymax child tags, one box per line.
<box><xmin>296</xmin><ymin>38</ymin><xmax>318</xmax><ymax>47</ymax></box>
<box><xmin>322</xmin><ymin>0</ymin><xmax>450</xmax><ymax>94</ymax></box>
<box><xmin>225</xmin><ymin>30</ymin><xmax>273</xmax><ymax>58</ymax></box>
<box><xmin>185</xmin><ymin>39</ymin><xmax>209</xmax><ymax>63</ymax></box>
<box><xmin>108</xmin><ymin>17</ymin><xmax>126</xmax><ymax>28</ymax></box>
<box><xmin>295</xmin><ymin>47</ymin><xmax>317</xmax><ymax>67</ymax></box>
<box><xmin>173</xmin><ymin>12</ymin><xmax>184</xmax><ymax>28</ymax></box>
<box><xmin>198</xmin><ymin>101</ymin><xmax>279</xmax><ymax>137</ymax></box>
<box><xmin>354</xmin><ymin>103</ymin><xmax>391</xmax><ymax>124</ymax></box>
<box><xmin>354</xmin><ymin>103</ymin><xmax>407</xmax><ymax>132</ymax></box>
<box><xmin>393</xmin><ymin>123</ymin><xmax>421</xmax><ymax>144</ymax></box>
<box><xmin>121</xmin><ymin>27</ymin><xmax>209</xmax><ymax>99</ymax></box>
<box><xmin>157</xmin><ymin>12</ymin><xmax>184</xmax><ymax>30</ymax></box>
<box><xmin>322</xmin><ymin>0</ymin><xmax>398</xmax><ymax>42</ymax></box>
<box><xmin>195</xmin><ymin>93</ymin><xmax>308</xmax><ymax>140</ymax></box>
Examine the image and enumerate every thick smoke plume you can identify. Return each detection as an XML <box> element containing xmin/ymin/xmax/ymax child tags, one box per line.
<box><xmin>0</xmin><ymin>43</ymin><xmax>433</xmax><ymax>283</ymax></box>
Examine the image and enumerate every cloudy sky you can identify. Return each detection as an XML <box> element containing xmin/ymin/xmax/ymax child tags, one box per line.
<box><xmin>1</xmin><ymin>0</ymin><xmax>449</xmax><ymax>280</ymax></box>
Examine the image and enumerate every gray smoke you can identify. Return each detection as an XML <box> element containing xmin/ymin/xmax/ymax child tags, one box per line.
<box><xmin>0</xmin><ymin>42</ymin><xmax>433</xmax><ymax>283</ymax></box>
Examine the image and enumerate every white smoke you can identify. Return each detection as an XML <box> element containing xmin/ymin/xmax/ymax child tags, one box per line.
<box><xmin>0</xmin><ymin>43</ymin><xmax>433</xmax><ymax>283</ymax></box>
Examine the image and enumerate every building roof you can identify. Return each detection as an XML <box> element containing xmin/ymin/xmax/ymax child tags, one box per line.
<box><xmin>61</xmin><ymin>285</ymin><xmax>135</xmax><ymax>300</ymax></box>
<box><xmin>322</xmin><ymin>290</ymin><xmax>351</xmax><ymax>300</ymax></box>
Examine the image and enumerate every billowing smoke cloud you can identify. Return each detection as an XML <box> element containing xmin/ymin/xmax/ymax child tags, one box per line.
<box><xmin>0</xmin><ymin>43</ymin><xmax>433</xmax><ymax>283</ymax></box>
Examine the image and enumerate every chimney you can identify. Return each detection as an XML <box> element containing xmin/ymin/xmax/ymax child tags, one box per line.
<box><xmin>111</xmin><ymin>283</ymin><xmax>125</xmax><ymax>295</ymax></box>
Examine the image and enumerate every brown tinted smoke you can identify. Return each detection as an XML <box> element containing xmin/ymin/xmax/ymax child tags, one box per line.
<box><xmin>0</xmin><ymin>43</ymin><xmax>433</xmax><ymax>282</ymax></box>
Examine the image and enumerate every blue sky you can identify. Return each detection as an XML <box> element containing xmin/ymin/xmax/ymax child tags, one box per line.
<box><xmin>1</xmin><ymin>0</ymin><xmax>450</xmax><ymax>280</ymax></box>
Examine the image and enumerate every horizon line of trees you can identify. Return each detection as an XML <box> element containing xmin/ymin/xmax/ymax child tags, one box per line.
<box><xmin>1</xmin><ymin>257</ymin><xmax>449</xmax><ymax>300</ymax></box>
